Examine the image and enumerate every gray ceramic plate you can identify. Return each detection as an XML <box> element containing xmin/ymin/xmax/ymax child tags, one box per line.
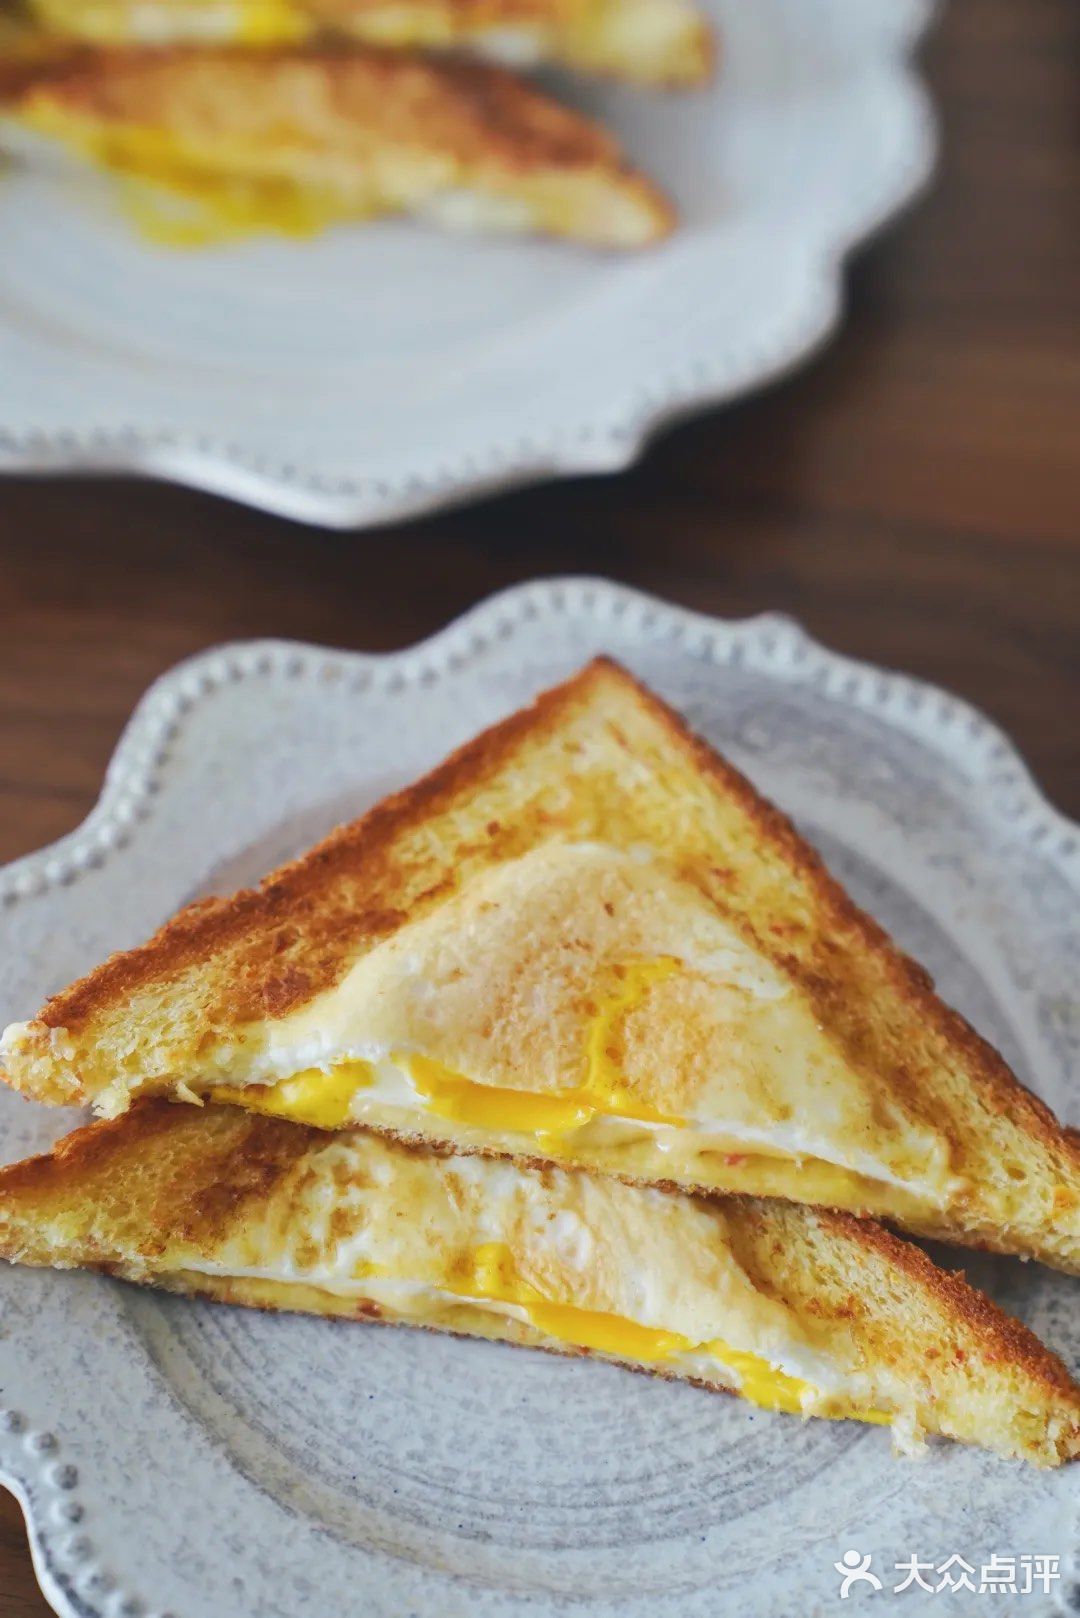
<box><xmin>0</xmin><ymin>578</ymin><xmax>1077</xmax><ymax>1617</ymax></box>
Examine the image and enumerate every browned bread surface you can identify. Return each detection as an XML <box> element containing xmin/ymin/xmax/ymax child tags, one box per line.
<box><xmin>4</xmin><ymin>657</ymin><xmax>1079</xmax><ymax>1270</ymax></box>
<box><xmin>11</xmin><ymin>44</ymin><xmax>612</xmax><ymax>169</ymax></box>
<box><xmin>0</xmin><ymin>1100</ymin><xmax>1077</xmax><ymax>1466</ymax></box>
<box><xmin>3</xmin><ymin>44</ymin><xmax>675</xmax><ymax>245</ymax></box>
<box><xmin>23</xmin><ymin>0</ymin><xmax>715</xmax><ymax>86</ymax></box>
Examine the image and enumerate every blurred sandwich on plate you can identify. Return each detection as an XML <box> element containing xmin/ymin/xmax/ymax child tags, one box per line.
<box><xmin>19</xmin><ymin>0</ymin><xmax>716</xmax><ymax>85</ymax></box>
<box><xmin>0</xmin><ymin>39</ymin><xmax>678</xmax><ymax>245</ymax></box>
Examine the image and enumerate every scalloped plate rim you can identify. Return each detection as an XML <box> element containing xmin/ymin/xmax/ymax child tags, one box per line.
<box><xmin>0</xmin><ymin>576</ymin><xmax>1074</xmax><ymax>909</ymax></box>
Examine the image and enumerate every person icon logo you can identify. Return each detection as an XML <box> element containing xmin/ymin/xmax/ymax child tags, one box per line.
<box><xmin>834</xmin><ymin>1550</ymin><xmax>883</xmax><ymax>1598</ymax></box>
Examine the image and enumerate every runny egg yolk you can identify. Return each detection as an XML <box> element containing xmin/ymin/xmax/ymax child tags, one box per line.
<box><xmin>15</xmin><ymin>108</ymin><xmax>361</xmax><ymax>249</ymax></box>
<box><xmin>212</xmin><ymin>1060</ymin><xmax>369</xmax><ymax>1128</ymax></box>
<box><xmin>453</xmin><ymin>1242</ymin><xmax>690</xmax><ymax>1362</ymax></box>
<box><xmin>213</xmin><ymin>957</ymin><xmax>684</xmax><ymax>1137</ymax></box>
<box><xmin>450</xmin><ymin>1245</ymin><xmax>890</xmax><ymax>1423</ymax></box>
<box><xmin>205</xmin><ymin>964</ymin><xmax>897</xmax><ymax>1222</ymax></box>
<box><xmin>115</xmin><ymin>172</ymin><xmax>354</xmax><ymax>249</ymax></box>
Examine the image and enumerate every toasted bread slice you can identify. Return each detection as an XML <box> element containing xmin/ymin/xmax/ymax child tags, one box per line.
<box><xmin>1</xmin><ymin>44</ymin><xmax>674</xmax><ymax>246</ymax></box>
<box><xmin>5</xmin><ymin>659</ymin><xmax>1079</xmax><ymax>1271</ymax></box>
<box><xmin>26</xmin><ymin>0</ymin><xmax>715</xmax><ymax>86</ymax></box>
<box><xmin>0</xmin><ymin>7</ymin><xmax>64</xmax><ymax>71</ymax></box>
<box><xmin>1</xmin><ymin>1099</ymin><xmax>1076</xmax><ymax>1465</ymax></box>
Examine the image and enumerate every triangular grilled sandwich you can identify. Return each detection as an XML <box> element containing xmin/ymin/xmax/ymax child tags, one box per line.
<box><xmin>1</xmin><ymin>1099</ymin><xmax>1077</xmax><ymax>1465</ymax></box>
<box><xmin>23</xmin><ymin>0</ymin><xmax>715</xmax><ymax>86</ymax></box>
<box><xmin>0</xmin><ymin>44</ymin><xmax>674</xmax><ymax>246</ymax></box>
<box><xmin>4</xmin><ymin>659</ymin><xmax>1079</xmax><ymax>1271</ymax></box>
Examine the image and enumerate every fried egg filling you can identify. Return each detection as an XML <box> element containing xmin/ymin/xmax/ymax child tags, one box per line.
<box><xmin>181</xmin><ymin>1239</ymin><xmax>891</xmax><ymax>1424</ymax></box>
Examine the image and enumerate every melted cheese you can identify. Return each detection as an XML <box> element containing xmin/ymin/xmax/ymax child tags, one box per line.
<box><xmin>443</xmin><ymin>1244</ymin><xmax>889</xmax><ymax>1422</ymax></box>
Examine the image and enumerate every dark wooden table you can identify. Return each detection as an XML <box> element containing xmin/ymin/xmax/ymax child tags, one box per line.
<box><xmin>1</xmin><ymin>1</ymin><xmax>1077</xmax><ymax>1609</ymax></box>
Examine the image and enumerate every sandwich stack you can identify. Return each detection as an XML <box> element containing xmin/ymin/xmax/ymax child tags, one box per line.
<box><xmin>1</xmin><ymin>659</ymin><xmax>1079</xmax><ymax>1467</ymax></box>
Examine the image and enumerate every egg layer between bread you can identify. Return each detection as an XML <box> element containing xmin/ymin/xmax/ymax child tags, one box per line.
<box><xmin>185</xmin><ymin>840</ymin><xmax>965</xmax><ymax>1221</ymax></box>
<box><xmin>169</xmin><ymin>1123</ymin><xmax>892</xmax><ymax>1424</ymax></box>
<box><xmin>5</xmin><ymin>45</ymin><xmax>674</xmax><ymax>247</ymax></box>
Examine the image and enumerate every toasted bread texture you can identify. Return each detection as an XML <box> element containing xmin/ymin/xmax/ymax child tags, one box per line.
<box><xmin>26</xmin><ymin>0</ymin><xmax>715</xmax><ymax>86</ymax></box>
<box><xmin>1</xmin><ymin>1099</ymin><xmax>1077</xmax><ymax>1465</ymax></box>
<box><xmin>4</xmin><ymin>658</ymin><xmax>1080</xmax><ymax>1272</ymax></box>
<box><xmin>2</xmin><ymin>44</ymin><xmax>674</xmax><ymax>246</ymax></box>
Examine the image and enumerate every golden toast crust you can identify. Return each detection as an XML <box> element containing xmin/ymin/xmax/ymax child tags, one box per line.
<box><xmin>5</xmin><ymin>44</ymin><xmax>675</xmax><ymax>244</ymax></box>
<box><xmin>0</xmin><ymin>1100</ymin><xmax>1077</xmax><ymax>1464</ymax></box>
<box><xmin>6</xmin><ymin>658</ymin><xmax>1080</xmax><ymax>1268</ymax></box>
<box><xmin>14</xmin><ymin>44</ymin><xmax>618</xmax><ymax>169</ymax></box>
<box><xmin>22</xmin><ymin>0</ymin><xmax>716</xmax><ymax>87</ymax></box>
<box><xmin>21</xmin><ymin>657</ymin><xmax>1080</xmax><ymax>1154</ymax></box>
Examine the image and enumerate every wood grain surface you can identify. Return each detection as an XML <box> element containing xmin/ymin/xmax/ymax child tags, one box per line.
<box><xmin>0</xmin><ymin>0</ymin><xmax>1077</xmax><ymax>1611</ymax></box>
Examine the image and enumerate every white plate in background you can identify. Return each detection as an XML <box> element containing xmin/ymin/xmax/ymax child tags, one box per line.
<box><xmin>0</xmin><ymin>0</ymin><xmax>937</xmax><ymax>526</ymax></box>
